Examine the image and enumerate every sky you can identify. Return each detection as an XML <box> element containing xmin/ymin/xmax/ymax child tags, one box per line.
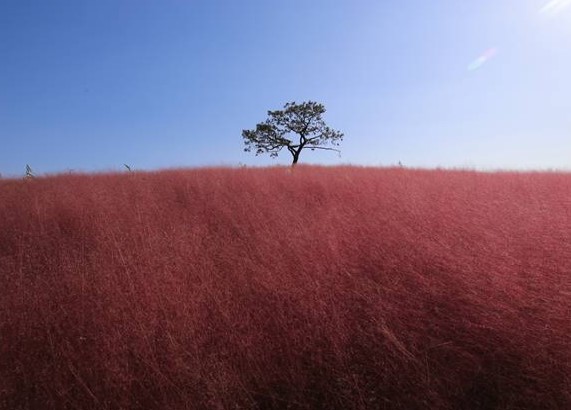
<box><xmin>1</xmin><ymin>0</ymin><xmax>570</xmax><ymax>177</ymax></box>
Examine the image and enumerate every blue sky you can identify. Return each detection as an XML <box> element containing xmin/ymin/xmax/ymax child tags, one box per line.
<box><xmin>1</xmin><ymin>0</ymin><xmax>570</xmax><ymax>177</ymax></box>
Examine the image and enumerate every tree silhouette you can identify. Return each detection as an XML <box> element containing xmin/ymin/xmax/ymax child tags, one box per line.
<box><xmin>242</xmin><ymin>101</ymin><xmax>343</xmax><ymax>165</ymax></box>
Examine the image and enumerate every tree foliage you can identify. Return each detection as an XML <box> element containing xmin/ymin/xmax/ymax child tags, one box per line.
<box><xmin>242</xmin><ymin>101</ymin><xmax>344</xmax><ymax>165</ymax></box>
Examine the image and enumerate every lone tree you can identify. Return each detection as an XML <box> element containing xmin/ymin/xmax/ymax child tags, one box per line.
<box><xmin>242</xmin><ymin>101</ymin><xmax>344</xmax><ymax>165</ymax></box>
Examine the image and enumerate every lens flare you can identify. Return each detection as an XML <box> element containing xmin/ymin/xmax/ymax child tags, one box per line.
<box><xmin>540</xmin><ymin>0</ymin><xmax>571</xmax><ymax>15</ymax></box>
<box><xmin>467</xmin><ymin>47</ymin><xmax>499</xmax><ymax>71</ymax></box>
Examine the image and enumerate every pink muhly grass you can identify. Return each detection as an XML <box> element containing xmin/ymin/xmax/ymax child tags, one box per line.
<box><xmin>0</xmin><ymin>165</ymin><xmax>570</xmax><ymax>409</ymax></box>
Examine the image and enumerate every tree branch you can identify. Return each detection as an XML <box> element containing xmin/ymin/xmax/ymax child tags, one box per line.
<box><xmin>305</xmin><ymin>146</ymin><xmax>341</xmax><ymax>152</ymax></box>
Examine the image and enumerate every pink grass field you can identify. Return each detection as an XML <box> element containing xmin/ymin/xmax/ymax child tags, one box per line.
<box><xmin>0</xmin><ymin>165</ymin><xmax>570</xmax><ymax>409</ymax></box>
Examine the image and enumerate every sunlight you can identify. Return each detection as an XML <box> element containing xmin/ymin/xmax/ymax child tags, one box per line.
<box><xmin>467</xmin><ymin>47</ymin><xmax>499</xmax><ymax>71</ymax></box>
<box><xmin>540</xmin><ymin>0</ymin><xmax>571</xmax><ymax>15</ymax></box>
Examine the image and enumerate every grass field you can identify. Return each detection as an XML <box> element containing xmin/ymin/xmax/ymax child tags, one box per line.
<box><xmin>1</xmin><ymin>165</ymin><xmax>570</xmax><ymax>409</ymax></box>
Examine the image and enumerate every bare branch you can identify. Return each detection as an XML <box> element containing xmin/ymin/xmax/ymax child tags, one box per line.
<box><xmin>305</xmin><ymin>146</ymin><xmax>341</xmax><ymax>153</ymax></box>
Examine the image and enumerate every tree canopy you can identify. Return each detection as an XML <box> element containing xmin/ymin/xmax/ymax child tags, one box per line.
<box><xmin>242</xmin><ymin>101</ymin><xmax>344</xmax><ymax>165</ymax></box>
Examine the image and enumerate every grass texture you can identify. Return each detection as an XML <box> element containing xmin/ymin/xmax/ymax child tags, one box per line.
<box><xmin>0</xmin><ymin>165</ymin><xmax>570</xmax><ymax>409</ymax></box>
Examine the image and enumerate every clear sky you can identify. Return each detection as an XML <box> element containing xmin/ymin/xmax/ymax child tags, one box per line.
<box><xmin>1</xmin><ymin>0</ymin><xmax>570</xmax><ymax>177</ymax></box>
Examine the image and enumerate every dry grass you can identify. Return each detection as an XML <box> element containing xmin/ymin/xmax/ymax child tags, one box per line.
<box><xmin>1</xmin><ymin>165</ymin><xmax>570</xmax><ymax>409</ymax></box>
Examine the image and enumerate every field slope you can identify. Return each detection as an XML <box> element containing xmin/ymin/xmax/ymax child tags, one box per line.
<box><xmin>1</xmin><ymin>165</ymin><xmax>570</xmax><ymax>409</ymax></box>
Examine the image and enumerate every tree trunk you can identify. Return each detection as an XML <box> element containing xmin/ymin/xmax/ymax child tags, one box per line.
<box><xmin>292</xmin><ymin>150</ymin><xmax>300</xmax><ymax>166</ymax></box>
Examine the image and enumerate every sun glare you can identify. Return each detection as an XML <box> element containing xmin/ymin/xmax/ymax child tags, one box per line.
<box><xmin>540</xmin><ymin>0</ymin><xmax>571</xmax><ymax>15</ymax></box>
<box><xmin>467</xmin><ymin>47</ymin><xmax>499</xmax><ymax>71</ymax></box>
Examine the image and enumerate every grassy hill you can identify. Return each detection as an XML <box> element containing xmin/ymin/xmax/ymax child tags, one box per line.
<box><xmin>1</xmin><ymin>165</ymin><xmax>570</xmax><ymax>409</ymax></box>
